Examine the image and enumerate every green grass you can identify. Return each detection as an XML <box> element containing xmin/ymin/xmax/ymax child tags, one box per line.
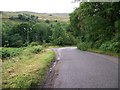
<box><xmin>2</xmin><ymin>46</ymin><xmax>55</xmax><ymax>89</ymax></box>
<box><xmin>77</xmin><ymin>42</ymin><xmax>119</xmax><ymax>57</ymax></box>
<box><xmin>88</xmin><ymin>48</ymin><xmax>119</xmax><ymax>57</ymax></box>
<box><xmin>0</xmin><ymin>47</ymin><xmax>24</xmax><ymax>59</ymax></box>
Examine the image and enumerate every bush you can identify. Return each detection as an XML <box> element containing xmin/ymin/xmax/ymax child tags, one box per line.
<box><xmin>64</xmin><ymin>33</ymin><xmax>77</xmax><ymax>45</ymax></box>
<box><xmin>30</xmin><ymin>46</ymin><xmax>43</xmax><ymax>54</ymax></box>
<box><xmin>77</xmin><ymin>42</ymin><xmax>89</xmax><ymax>51</ymax></box>
<box><xmin>0</xmin><ymin>48</ymin><xmax>24</xmax><ymax>60</ymax></box>
<box><xmin>99</xmin><ymin>40</ymin><xmax>119</xmax><ymax>53</ymax></box>
<box><xmin>51</xmin><ymin>23</ymin><xmax>77</xmax><ymax>46</ymax></box>
<box><xmin>54</xmin><ymin>20</ymin><xmax>57</xmax><ymax>22</ymax></box>
<box><xmin>30</xmin><ymin>42</ymin><xmax>39</xmax><ymax>46</ymax></box>
<box><xmin>93</xmin><ymin>40</ymin><xmax>103</xmax><ymax>48</ymax></box>
<box><xmin>42</xmin><ymin>43</ymin><xmax>51</xmax><ymax>47</ymax></box>
<box><xmin>45</xmin><ymin>19</ymin><xmax>50</xmax><ymax>23</ymax></box>
<box><xmin>0</xmin><ymin>49</ymin><xmax>10</xmax><ymax>59</ymax></box>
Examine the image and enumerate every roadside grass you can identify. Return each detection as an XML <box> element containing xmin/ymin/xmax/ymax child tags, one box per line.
<box><xmin>87</xmin><ymin>48</ymin><xmax>119</xmax><ymax>57</ymax></box>
<box><xmin>2</xmin><ymin>46</ymin><xmax>55</xmax><ymax>89</ymax></box>
<box><xmin>77</xmin><ymin>43</ymin><xmax>119</xmax><ymax>57</ymax></box>
<box><xmin>0</xmin><ymin>47</ymin><xmax>24</xmax><ymax>59</ymax></box>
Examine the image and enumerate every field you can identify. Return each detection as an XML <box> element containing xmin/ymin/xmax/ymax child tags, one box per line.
<box><xmin>1</xmin><ymin>11</ymin><xmax>69</xmax><ymax>22</ymax></box>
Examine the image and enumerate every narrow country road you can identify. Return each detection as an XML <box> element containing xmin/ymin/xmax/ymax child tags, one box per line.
<box><xmin>44</xmin><ymin>47</ymin><xmax>118</xmax><ymax>88</ymax></box>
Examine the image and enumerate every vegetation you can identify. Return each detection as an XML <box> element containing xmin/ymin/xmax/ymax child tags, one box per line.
<box><xmin>1</xmin><ymin>11</ymin><xmax>69</xmax><ymax>22</ymax></box>
<box><xmin>18</xmin><ymin>13</ymin><xmax>38</xmax><ymax>22</ymax></box>
<box><xmin>2</xmin><ymin>16</ymin><xmax>76</xmax><ymax>47</ymax></box>
<box><xmin>1</xmin><ymin>12</ymin><xmax>74</xmax><ymax>89</ymax></box>
<box><xmin>70</xmin><ymin>2</ymin><xmax>120</xmax><ymax>54</ymax></box>
<box><xmin>51</xmin><ymin>23</ymin><xmax>76</xmax><ymax>45</ymax></box>
<box><xmin>0</xmin><ymin>47</ymin><xmax>24</xmax><ymax>59</ymax></box>
<box><xmin>2</xmin><ymin>46</ymin><xmax>55</xmax><ymax>89</ymax></box>
<box><xmin>1</xmin><ymin>3</ymin><xmax>120</xmax><ymax>88</ymax></box>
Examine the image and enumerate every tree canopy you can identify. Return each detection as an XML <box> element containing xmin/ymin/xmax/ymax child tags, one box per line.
<box><xmin>70</xmin><ymin>2</ymin><xmax>120</xmax><ymax>53</ymax></box>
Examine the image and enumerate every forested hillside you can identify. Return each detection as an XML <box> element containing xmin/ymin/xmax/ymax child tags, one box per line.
<box><xmin>1</xmin><ymin>12</ymin><xmax>75</xmax><ymax>48</ymax></box>
<box><xmin>70</xmin><ymin>2</ymin><xmax>120</xmax><ymax>54</ymax></box>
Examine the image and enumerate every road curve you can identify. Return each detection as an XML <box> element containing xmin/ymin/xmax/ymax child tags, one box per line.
<box><xmin>44</xmin><ymin>47</ymin><xmax>118</xmax><ymax>88</ymax></box>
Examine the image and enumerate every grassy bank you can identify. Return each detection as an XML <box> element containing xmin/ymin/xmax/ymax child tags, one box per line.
<box><xmin>2</xmin><ymin>46</ymin><xmax>55</xmax><ymax>89</ymax></box>
<box><xmin>87</xmin><ymin>48</ymin><xmax>119</xmax><ymax>57</ymax></box>
<box><xmin>0</xmin><ymin>47</ymin><xmax>24</xmax><ymax>60</ymax></box>
<box><xmin>77</xmin><ymin>46</ymin><xmax>118</xmax><ymax>57</ymax></box>
<box><xmin>77</xmin><ymin>42</ymin><xmax>119</xmax><ymax>57</ymax></box>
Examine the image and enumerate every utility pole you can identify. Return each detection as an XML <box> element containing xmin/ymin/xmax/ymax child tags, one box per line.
<box><xmin>27</xmin><ymin>27</ymin><xmax>32</xmax><ymax>46</ymax></box>
<box><xmin>36</xmin><ymin>32</ymin><xmax>37</xmax><ymax>42</ymax></box>
<box><xmin>27</xmin><ymin>28</ymin><xmax>29</xmax><ymax>46</ymax></box>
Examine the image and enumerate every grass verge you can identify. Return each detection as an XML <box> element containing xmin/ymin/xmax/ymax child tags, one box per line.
<box><xmin>87</xmin><ymin>48</ymin><xmax>119</xmax><ymax>57</ymax></box>
<box><xmin>2</xmin><ymin>47</ymin><xmax>55</xmax><ymax>89</ymax></box>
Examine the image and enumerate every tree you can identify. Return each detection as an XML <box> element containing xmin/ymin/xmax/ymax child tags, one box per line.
<box><xmin>70</xmin><ymin>2</ymin><xmax>120</xmax><ymax>52</ymax></box>
<box><xmin>32</xmin><ymin>22</ymin><xmax>51</xmax><ymax>44</ymax></box>
<box><xmin>18</xmin><ymin>13</ymin><xmax>38</xmax><ymax>23</ymax></box>
<box><xmin>7</xmin><ymin>23</ymin><xmax>31</xmax><ymax>47</ymax></box>
<box><xmin>51</xmin><ymin>23</ymin><xmax>76</xmax><ymax>45</ymax></box>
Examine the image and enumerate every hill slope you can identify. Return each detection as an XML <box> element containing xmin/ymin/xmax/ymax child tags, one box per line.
<box><xmin>1</xmin><ymin>11</ymin><xmax>69</xmax><ymax>22</ymax></box>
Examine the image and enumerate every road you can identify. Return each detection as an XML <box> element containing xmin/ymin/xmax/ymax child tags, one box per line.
<box><xmin>44</xmin><ymin>47</ymin><xmax>118</xmax><ymax>88</ymax></box>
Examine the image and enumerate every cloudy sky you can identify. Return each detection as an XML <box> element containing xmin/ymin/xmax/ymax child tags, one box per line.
<box><xmin>0</xmin><ymin>0</ymin><xmax>80</xmax><ymax>13</ymax></box>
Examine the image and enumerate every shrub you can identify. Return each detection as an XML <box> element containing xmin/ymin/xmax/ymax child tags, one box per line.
<box><xmin>0</xmin><ymin>48</ymin><xmax>24</xmax><ymax>60</ymax></box>
<box><xmin>30</xmin><ymin>46</ymin><xmax>43</xmax><ymax>54</ymax></box>
<box><xmin>54</xmin><ymin>20</ymin><xmax>57</xmax><ymax>22</ymax></box>
<box><xmin>45</xmin><ymin>19</ymin><xmax>50</xmax><ymax>23</ymax></box>
<box><xmin>77</xmin><ymin>42</ymin><xmax>89</xmax><ymax>51</ymax></box>
<box><xmin>30</xmin><ymin>42</ymin><xmax>39</xmax><ymax>46</ymax></box>
<box><xmin>65</xmin><ymin>33</ymin><xmax>77</xmax><ymax>45</ymax></box>
<box><xmin>93</xmin><ymin>40</ymin><xmax>103</xmax><ymax>48</ymax></box>
<box><xmin>99</xmin><ymin>40</ymin><xmax>119</xmax><ymax>53</ymax></box>
<box><xmin>0</xmin><ymin>49</ymin><xmax>10</xmax><ymax>59</ymax></box>
<box><xmin>42</xmin><ymin>43</ymin><xmax>51</xmax><ymax>47</ymax></box>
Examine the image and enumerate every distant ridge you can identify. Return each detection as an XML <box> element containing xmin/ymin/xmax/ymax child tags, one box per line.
<box><xmin>1</xmin><ymin>11</ymin><xmax>69</xmax><ymax>22</ymax></box>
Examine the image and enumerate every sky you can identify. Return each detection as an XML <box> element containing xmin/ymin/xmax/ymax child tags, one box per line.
<box><xmin>0</xmin><ymin>0</ymin><xmax>80</xmax><ymax>13</ymax></box>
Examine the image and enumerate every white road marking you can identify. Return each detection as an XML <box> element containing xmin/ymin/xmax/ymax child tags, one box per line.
<box><xmin>56</xmin><ymin>47</ymin><xmax>77</xmax><ymax>60</ymax></box>
<box><xmin>50</xmin><ymin>47</ymin><xmax>77</xmax><ymax>72</ymax></box>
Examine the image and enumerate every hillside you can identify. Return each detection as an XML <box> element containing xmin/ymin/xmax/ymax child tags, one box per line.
<box><xmin>1</xmin><ymin>11</ymin><xmax>69</xmax><ymax>22</ymax></box>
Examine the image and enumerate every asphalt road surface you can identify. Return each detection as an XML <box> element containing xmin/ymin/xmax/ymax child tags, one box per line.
<box><xmin>44</xmin><ymin>47</ymin><xmax>118</xmax><ymax>88</ymax></box>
